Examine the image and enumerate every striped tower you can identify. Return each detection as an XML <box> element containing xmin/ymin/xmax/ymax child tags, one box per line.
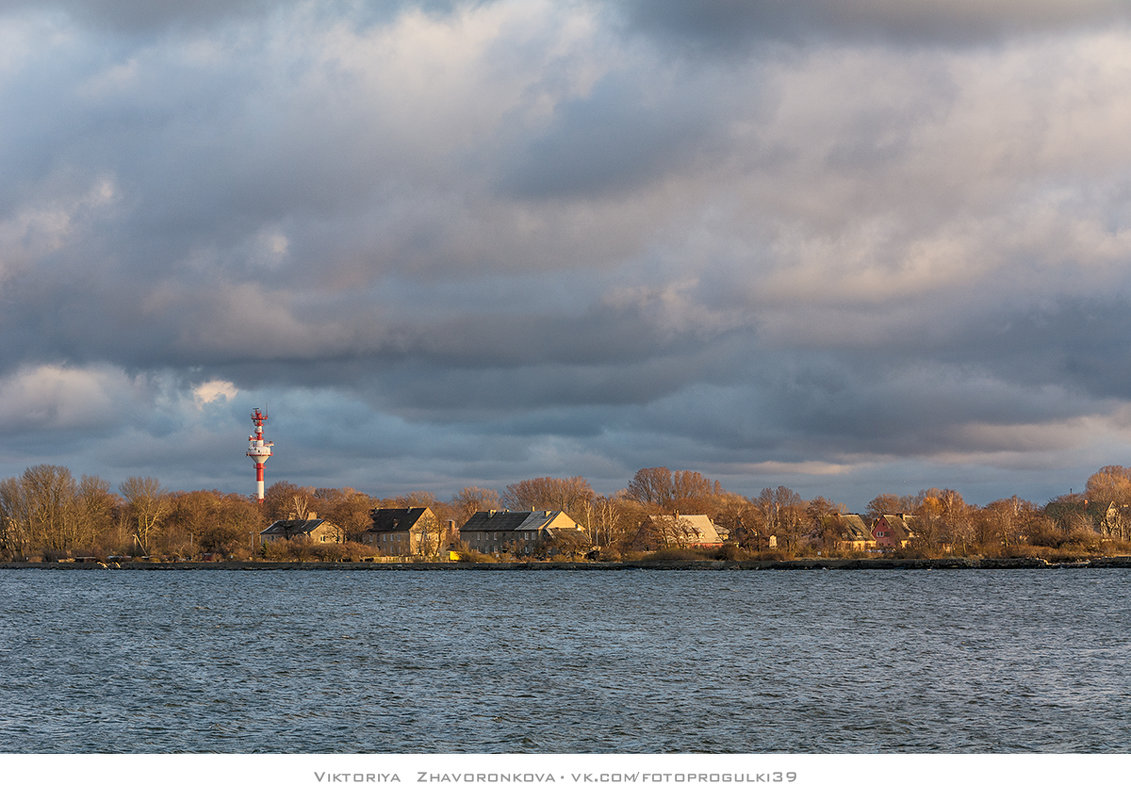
<box><xmin>246</xmin><ymin>408</ymin><xmax>273</xmax><ymax>503</ymax></box>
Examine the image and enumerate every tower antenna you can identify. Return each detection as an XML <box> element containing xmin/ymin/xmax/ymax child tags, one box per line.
<box><xmin>246</xmin><ymin>407</ymin><xmax>274</xmax><ymax>504</ymax></box>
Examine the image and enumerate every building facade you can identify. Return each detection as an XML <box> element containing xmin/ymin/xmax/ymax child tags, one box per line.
<box><xmin>872</xmin><ymin>514</ymin><xmax>916</xmax><ymax>549</ymax></box>
<box><xmin>459</xmin><ymin>510</ymin><xmax>586</xmax><ymax>556</ymax></box>
<box><xmin>259</xmin><ymin>515</ymin><xmax>344</xmax><ymax>545</ymax></box>
<box><xmin>360</xmin><ymin>507</ymin><xmax>444</xmax><ymax>556</ymax></box>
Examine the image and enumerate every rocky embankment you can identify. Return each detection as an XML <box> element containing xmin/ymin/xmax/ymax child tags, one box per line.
<box><xmin>3</xmin><ymin>556</ymin><xmax>1131</xmax><ymax>570</ymax></box>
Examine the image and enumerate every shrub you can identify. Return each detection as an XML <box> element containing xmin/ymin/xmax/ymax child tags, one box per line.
<box><xmin>713</xmin><ymin>543</ymin><xmax>753</xmax><ymax>561</ymax></box>
<box><xmin>457</xmin><ymin>549</ymin><xmax>498</xmax><ymax>563</ymax></box>
<box><xmin>589</xmin><ymin>546</ymin><xmax>626</xmax><ymax>562</ymax></box>
<box><xmin>643</xmin><ymin>547</ymin><xmax>710</xmax><ymax>562</ymax></box>
<box><xmin>748</xmin><ymin>548</ymin><xmax>787</xmax><ymax>561</ymax></box>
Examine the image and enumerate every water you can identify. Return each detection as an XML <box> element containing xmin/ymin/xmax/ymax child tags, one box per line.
<box><xmin>1</xmin><ymin>568</ymin><xmax>1128</xmax><ymax>753</ymax></box>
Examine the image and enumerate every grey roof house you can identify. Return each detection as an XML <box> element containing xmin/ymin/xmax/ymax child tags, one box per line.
<box><xmin>459</xmin><ymin>509</ymin><xmax>585</xmax><ymax>556</ymax></box>
<box><xmin>259</xmin><ymin>515</ymin><xmax>344</xmax><ymax>544</ymax></box>
<box><xmin>360</xmin><ymin>507</ymin><xmax>444</xmax><ymax>556</ymax></box>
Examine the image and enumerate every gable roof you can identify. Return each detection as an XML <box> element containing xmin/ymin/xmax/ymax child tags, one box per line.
<box><xmin>645</xmin><ymin>514</ymin><xmax>724</xmax><ymax>544</ymax></box>
<box><xmin>460</xmin><ymin>510</ymin><xmax>582</xmax><ymax>533</ymax></box>
<box><xmin>259</xmin><ymin>518</ymin><xmax>336</xmax><ymax>538</ymax></box>
<box><xmin>876</xmin><ymin>514</ymin><xmax>916</xmax><ymax>537</ymax></box>
<box><xmin>837</xmin><ymin>513</ymin><xmax>874</xmax><ymax>541</ymax></box>
<box><xmin>367</xmin><ymin>507</ymin><xmax>432</xmax><ymax>533</ymax></box>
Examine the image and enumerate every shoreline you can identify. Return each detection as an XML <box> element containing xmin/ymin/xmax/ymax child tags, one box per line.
<box><xmin>3</xmin><ymin>556</ymin><xmax>1131</xmax><ymax>570</ymax></box>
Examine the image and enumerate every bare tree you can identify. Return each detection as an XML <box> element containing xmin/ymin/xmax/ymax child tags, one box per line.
<box><xmin>754</xmin><ymin>486</ymin><xmax>807</xmax><ymax>554</ymax></box>
<box><xmin>626</xmin><ymin>467</ymin><xmax>675</xmax><ymax>508</ymax></box>
<box><xmin>75</xmin><ymin>475</ymin><xmax>118</xmax><ymax>551</ymax></box>
<box><xmin>0</xmin><ymin>476</ymin><xmax>31</xmax><ymax>558</ymax></box>
<box><xmin>451</xmin><ymin>486</ymin><xmax>501</xmax><ymax>523</ymax></box>
<box><xmin>626</xmin><ymin>467</ymin><xmax>722</xmax><ymax>514</ymax></box>
<box><xmin>263</xmin><ymin>481</ymin><xmax>318</xmax><ymax>522</ymax></box>
<box><xmin>866</xmin><ymin>493</ymin><xmax>915</xmax><ymax>519</ymax></box>
<box><xmin>0</xmin><ymin>465</ymin><xmax>81</xmax><ymax>554</ymax></box>
<box><xmin>501</xmin><ymin>476</ymin><xmax>594</xmax><ymax>522</ymax></box>
<box><xmin>317</xmin><ymin>488</ymin><xmax>376</xmax><ymax>537</ymax></box>
<box><xmin>120</xmin><ymin>476</ymin><xmax>168</xmax><ymax>555</ymax></box>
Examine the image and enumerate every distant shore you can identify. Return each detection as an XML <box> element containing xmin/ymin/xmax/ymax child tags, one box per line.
<box><xmin>4</xmin><ymin>556</ymin><xmax>1131</xmax><ymax>570</ymax></box>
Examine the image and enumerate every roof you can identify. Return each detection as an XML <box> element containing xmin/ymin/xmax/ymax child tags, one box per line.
<box><xmin>367</xmin><ymin>507</ymin><xmax>432</xmax><ymax>533</ymax></box>
<box><xmin>460</xmin><ymin>510</ymin><xmax>582</xmax><ymax>533</ymax></box>
<box><xmin>877</xmin><ymin>514</ymin><xmax>916</xmax><ymax>537</ymax></box>
<box><xmin>645</xmin><ymin>514</ymin><xmax>724</xmax><ymax>544</ymax></box>
<box><xmin>259</xmin><ymin>518</ymin><xmax>335</xmax><ymax>537</ymax></box>
<box><xmin>837</xmin><ymin>513</ymin><xmax>874</xmax><ymax>541</ymax></box>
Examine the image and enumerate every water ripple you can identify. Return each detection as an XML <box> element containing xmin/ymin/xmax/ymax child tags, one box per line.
<box><xmin>1</xmin><ymin>569</ymin><xmax>1129</xmax><ymax>752</ymax></box>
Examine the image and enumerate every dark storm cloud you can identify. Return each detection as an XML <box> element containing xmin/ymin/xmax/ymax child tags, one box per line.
<box><xmin>615</xmin><ymin>0</ymin><xmax>1131</xmax><ymax>48</ymax></box>
<box><xmin>499</xmin><ymin>74</ymin><xmax>722</xmax><ymax>199</ymax></box>
<box><xmin>3</xmin><ymin>0</ymin><xmax>1131</xmax><ymax>506</ymax></box>
<box><xmin>0</xmin><ymin>0</ymin><xmax>480</xmax><ymax>34</ymax></box>
<box><xmin>0</xmin><ymin>0</ymin><xmax>273</xmax><ymax>33</ymax></box>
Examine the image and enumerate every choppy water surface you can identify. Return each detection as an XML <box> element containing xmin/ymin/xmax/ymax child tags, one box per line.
<box><xmin>1</xmin><ymin>569</ymin><xmax>1128</xmax><ymax>753</ymax></box>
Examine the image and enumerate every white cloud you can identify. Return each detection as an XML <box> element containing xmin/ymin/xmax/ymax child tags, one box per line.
<box><xmin>192</xmin><ymin>379</ymin><xmax>238</xmax><ymax>409</ymax></box>
<box><xmin>0</xmin><ymin>175</ymin><xmax>119</xmax><ymax>280</ymax></box>
<box><xmin>0</xmin><ymin>363</ymin><xmax>131</xmax><ymax>431</ymax></box>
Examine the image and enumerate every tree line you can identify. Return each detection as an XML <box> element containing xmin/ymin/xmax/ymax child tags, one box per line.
<box><xmin>2</xmin><ymin>463</ymin><xmax>1130</xmax><ymax>562</ymax></box>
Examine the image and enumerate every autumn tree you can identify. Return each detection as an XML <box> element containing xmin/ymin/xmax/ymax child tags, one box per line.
<box><xmin>625</xmin><ymin>467</ymin><xmax>722</xmax><ymax>514</ymax></box>
<box><xmin>915</xmin><ymin>488</ymin><xmax>974</xmax><ymax>555</ymax></box>
<box><xmin>0</xmin><ymin>465</ymin><xmax>84</xmax><ymax>555</ymax></box>
<box><xmin>75</xmin><ymin>475</ymin><xmax>120</xmax><ymax>552</ymax></box>
<box><xmin>866</xmin><ymin>493</ymin><xmax>916</xmax><ymax>520</ymax></box>
<box><xmin>626</xmin><ymin>467</ymin><xmax>674</xmax><ymax>508</ymax></box>
<box><xmin>584</xmin><ymin>493</ymin><xmax>628</xmax><ymax>550</ymax></box>
<box><xmin>806</xmin><ymin>496</ymin><xmax>846</xmax><ymax>551</ymax></box>
<box><xmin>120</xmin><ymin>476</ymin><xmax>169</xmax><ymax>555</ymax></box>
<box><xmin>0</xmin><ymin>467</ymin><xmax>127</xmax><ymax>558</ymax></box>
<box><xmin>501</xmin><ymin>476</ymin><xmax>595</xmax><ymax>524</ymax></box>
<box><xmin>451</xmin><ymin>486</ymin><xmax>501</xmax><ymax>524</ymax></box>
<box><xmin>698</xmin><ymin>491</ymin><xmax>754</xmax><ymax>540</ymax></box>
<box><xmin>0</xmin><ymin>477</ymin><xmax>27</xmax><ymax>557</ymax></box>
<box><xmin>166</xmin><ymin>490</ymin><xmax>219</xmax><ymax>555</ymax></box>
<box><xmin>1085</xmin><ymin>466</ymin><xmax>1131</xmax><ymax>508</ymax></box>
<box><xmin>315</xmin><ymin>488</ymin><xmax>376</xmax><ymax>537</ymax></box>
<box><xmin>208</xmin><ymin>493</ymin><xmax>265</xmax><ymax>555</ymax></box>
<box><xmin>977</xmin><ymin>496</ymin><xmax>1039</xmax><ymax>552</ymax></box>
<box><xmin>263</xmin><ymin>481</ymin><xmax>318</xmax><ymax>523</ymax></box>
<box><xmin>391</xmin><ymin>490</ymin><xmax>438</xmax><ymax>508</ymax></box>
<box><xmin>754</xmin><ymin>486</ymin><xmax>808</xmax><ymax>554</ymax></box>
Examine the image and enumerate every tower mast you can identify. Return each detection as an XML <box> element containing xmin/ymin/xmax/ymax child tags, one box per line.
<box><xmin>246</xmin><ymin>408</ymin><xmax>273</xmax><ymax>503</ymax></box>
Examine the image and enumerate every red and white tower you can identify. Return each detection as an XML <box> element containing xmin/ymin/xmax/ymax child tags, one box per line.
<box><xmin>246</xmin><ymin>407</ymin><xmax>273</xmax><ymax>503</ymax></box>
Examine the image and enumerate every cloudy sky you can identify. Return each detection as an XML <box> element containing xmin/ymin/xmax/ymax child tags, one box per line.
<box><xmin>3</xmin><ymin>0</ymin><xmax>1131</xmax><ymax>509</ymax></box>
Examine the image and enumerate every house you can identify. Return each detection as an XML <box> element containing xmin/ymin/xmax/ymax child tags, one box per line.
<box><xmin>639</xmin><ymin>513</ymin><xmax>727</xmax><ymax>549</ymax></box>
<box><xmin>459</xmin><ymin>510</ymin><xmax>586</xmax><ymax>556</ymax></box>
<box><xmin>259</xmin><ymin>513</ymin><xmax>344</xmax><ymax>545</ymax></box>
<box><xmin>830</xmin><ymin>513</ymin><xmax>876</xmax><ymax>552</ymax></box>
<box><xmin>359</xmin><ymin>507</ymin><xmax>445</xmax><ymax>556</ymax></box>
<box><xmin>872</xmin><ymin>514</ymin><xmax>916</xmax><ymax>549</ymax></box>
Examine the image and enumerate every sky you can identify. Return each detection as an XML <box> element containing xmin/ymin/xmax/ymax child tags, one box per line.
<box><xmin>3</xmin><ymin>0</ymin><xmax>1131</xmax><ymax>510</ymax></box>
